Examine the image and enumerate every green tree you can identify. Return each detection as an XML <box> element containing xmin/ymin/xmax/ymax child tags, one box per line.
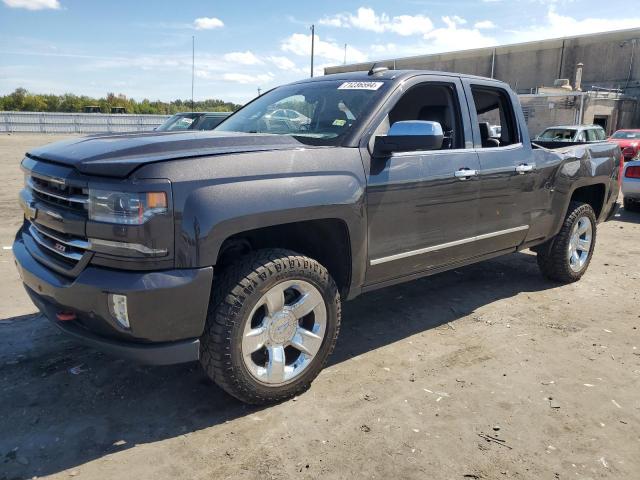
<box><xmin>0</xmin><ymin>88</ymin><xmax>242</xmax><ymax>113</ymax></box>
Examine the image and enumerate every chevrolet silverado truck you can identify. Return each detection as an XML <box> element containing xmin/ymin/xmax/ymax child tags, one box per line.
<box><xmin>14</xmin><ymin>69</ymin><xmax>620</xmax><ymax>404</ymax></box>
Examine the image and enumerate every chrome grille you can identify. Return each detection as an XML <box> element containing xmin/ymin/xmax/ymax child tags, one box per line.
<box><xmin>28</xmin><ymin>221</ymin><xmax>89</xmax><ymax>264</ymax></box>
<box><xmin>27</xmin><ymin>175</ymin><xmax>88</xmax><ymax>212</ymax></box>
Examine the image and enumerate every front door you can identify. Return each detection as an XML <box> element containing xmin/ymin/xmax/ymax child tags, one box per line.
<box><xmin>364</xmin><ymin>77</ymin><xmax>481</xmax><ymax>286</ymax></box>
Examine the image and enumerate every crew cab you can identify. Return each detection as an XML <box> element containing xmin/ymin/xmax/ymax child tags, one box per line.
<box><xmin>14</xmin><ymin>69</ymin><xmax>620</xmax><ymax>404</ymax></box>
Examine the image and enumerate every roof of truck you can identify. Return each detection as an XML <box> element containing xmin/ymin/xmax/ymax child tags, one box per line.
<box><xmin>291</xmin><ymin>69</ymin><xmax>505</xmax><ymax>85</ymax></box>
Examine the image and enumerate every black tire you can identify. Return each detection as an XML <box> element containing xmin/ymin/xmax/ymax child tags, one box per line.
<box><xmin>623</xmin><ymin>196</ymin><xmax>640</xmax><ymax>212</ymax></box>
<box><xmin>200</xmin><ymin>248</ymin><xmax>341</xmax><ymax>404</ymax></box>
<box><xmin>536</xmin><ymin>201</ymin><xmax>597</xmax><ymax>283</ymax></box>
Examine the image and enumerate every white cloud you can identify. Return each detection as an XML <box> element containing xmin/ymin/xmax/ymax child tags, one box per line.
<box><xmin>223</xmin><ymin>50</ymin><xmax>262</xmax><ymax>65</ymax></box>
<box><xmin>422</xmin><ymin>16</ymin><xmax>496</xmax><ymax>52</ymax></box>
<box><xmin>389</xmin><ymin>15</ymin><xmax>434</xmax><ymax>36</ymax></box>
<box><xmin>281</xmin><ymin>33</ymin><xmax>367</xmax><ymax>63</ymax></box>
<box><xmin>474</xmin><ymin>20</ymin><xmax>496</xmax><ymax>30</ymax></box>
<box><xmin>222</xmin><ymin>72</ymin><xmax>274</xmax><ymax>84</ymax></box>
<box><xmin>2</xmin><ymin>0</ymin><xmax>60</xmax><ymax>10</ymax></box>
<box><xmin>193</xmin><ymin>17</ymin><xmax>224</xmax><ymax>30</ymax></box>
<box><xmin>267</xmin><ymin>55</ymin><xmax>297</xmax><ymax>71</ymax></box>
<box><xmin>512</xmin><ymin>7</ymin><xmax>640</xmax><ymax>42</ymax></box>
<box><xmin>320</xmin><ymin>7</ymin><xmax>433</xmax><ymax>36</ymax></box>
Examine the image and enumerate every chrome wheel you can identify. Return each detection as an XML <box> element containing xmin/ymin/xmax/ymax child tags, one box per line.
<box><xmin>568</xmin><ymin>215</ymin><xmax>592</xmax><ymax>272</ymax></box>
<box><xmin>241</xmin><ymin>280</ymin><xmax>327</xmax><ymax>385</ymax></box>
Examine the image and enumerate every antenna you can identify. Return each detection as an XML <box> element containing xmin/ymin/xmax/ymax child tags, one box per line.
<box><xmin>368</xmin><ymin>63</ymin><xmax>389</xmax><ymax>76</ymax></box>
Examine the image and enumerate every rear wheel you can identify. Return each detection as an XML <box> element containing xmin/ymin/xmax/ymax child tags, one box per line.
<box><xmin>200</xmin><ymin>249</ymin><xmax>341</xmax><ymax>404</ymax></box>
<box><xmin>536</xmin><ymin>201</ymin><xmax>597</xmax><ymax>283</ymax></box>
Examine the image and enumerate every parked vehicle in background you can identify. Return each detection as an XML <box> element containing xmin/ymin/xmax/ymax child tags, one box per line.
<box><xmin>263</xmin><ymin>108</ymin><xmax>311</xmax><ymax>131</ymax></box>
<box><xmin>156</xmin><ymin>112</ymin><xmax>231</xmax><ymax>131</ymax></box>
<box><xmin>489</xmin><ymin>125</ymin><xmax>501</xmax><ymax>138</ymax></box>
<box><xmin>609</xmin><ymin>129</ymin><xmax>640</xmax><ymax>162</ymax></box>
<box><xmin>14</xmin><ymin>69</ymin><xmax>620</xmax><ymax>405</ymax></box>
<box><xmin>622</xmin><ymin>159</ymin><xmax>640</xmax><ymax>211</ymax></box>
<box><xmin>534</xmin><ymin>124</ymin><xmax>607</xmax><ymax>149</ymax></box>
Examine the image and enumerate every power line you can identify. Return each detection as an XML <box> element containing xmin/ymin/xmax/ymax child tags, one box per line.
<box><xmin>191</xmin><ymin>35</ymin><xmax>195</xmax><ymax>111</ymax></box>
<box><xmin>310</xmin><ymin>24</ymin><xmax>315</xmax><ymax>78</ymax></box>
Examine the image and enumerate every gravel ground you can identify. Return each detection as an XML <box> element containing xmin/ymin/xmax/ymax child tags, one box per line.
<box><xmin>1</xmin><ymin>133</ymin><xmax>639</xmax><ymax>480</ymax></box>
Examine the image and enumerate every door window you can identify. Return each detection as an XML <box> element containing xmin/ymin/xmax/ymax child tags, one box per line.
<box><xmin>470</xmin><ymin>86</ymin><xmax>519</xmax><ymax>148</ymax></box>
<box><xmin>585</xmin><ymin>129</ymin><xmax>597</xmax><ymax>142</ymax></box>
<box><xmin>384</xmin><ymin>82</ymin><xmax>464</xmax><ymax>150</ymax></box>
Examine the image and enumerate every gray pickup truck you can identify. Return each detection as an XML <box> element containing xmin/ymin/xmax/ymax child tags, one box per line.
<box><xmin>14</xmin><ymin>69</ymin><xmax>620</xmax><ymax>404</ymax></box>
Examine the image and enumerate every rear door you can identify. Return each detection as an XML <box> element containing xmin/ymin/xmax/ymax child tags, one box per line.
<box><xmin>363</xmin><ymin>75</ymin><xmax>481</xmax><ymax>285</ymax></box>
<box><xmin>463</xmin><ymin>80</ymin><xmax>537</xmax><ymax>254</ymax></box>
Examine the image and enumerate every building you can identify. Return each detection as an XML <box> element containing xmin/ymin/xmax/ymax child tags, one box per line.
<box><xmin>325</xmin><ymin>28</ymin><xmax>640</xmax><ymax>134</ymax></box>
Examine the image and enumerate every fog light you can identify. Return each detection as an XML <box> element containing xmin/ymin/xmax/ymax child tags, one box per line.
<box><xmin>108</xmin><ymin>294</ymin><xmax>130</xmax><ymax>329</ymax></box>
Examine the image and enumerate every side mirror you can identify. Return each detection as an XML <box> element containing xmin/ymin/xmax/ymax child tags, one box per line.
<box><xmin>374</xmin><ymin>120</ymin><xmax>443</xmax><ymax>157</ymax></box>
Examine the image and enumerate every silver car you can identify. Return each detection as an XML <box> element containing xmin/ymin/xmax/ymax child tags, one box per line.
<box><xmin>622</xmin><ymin>158</ymin><xmax>640</xmax><ymax>212</ymax></box>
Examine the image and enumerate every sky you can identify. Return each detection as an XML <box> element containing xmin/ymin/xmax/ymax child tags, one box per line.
<box><xmin>1</xmin><ymin>0</ymin><xmax>639</xmax><ymax>104</ymax></box>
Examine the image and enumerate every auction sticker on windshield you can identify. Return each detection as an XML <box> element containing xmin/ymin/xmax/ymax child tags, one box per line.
<box><xmin>338</xmin><ymin>82</ymin><xmax>384</xmax><ymax>90</ymax></box>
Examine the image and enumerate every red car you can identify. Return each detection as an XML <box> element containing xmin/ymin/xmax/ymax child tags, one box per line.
<box><xmin>609</xmin><ymin>129</ymin><xmax>640</xmax><ymax>161</ymax></box>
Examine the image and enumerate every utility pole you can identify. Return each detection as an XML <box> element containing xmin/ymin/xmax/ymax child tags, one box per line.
<box><xmin>310</xmin><ymin>24</ymin><xmax>315</xmax><ymax>77</ymax></box>
<box><xmin>344</xmin><ymin>43</ymin><xmax>347</xmax><ymax>65</ymax></box>
<box><xmin>191</xmin><ymin>35</ymin><xmax>195</xmax><ymax>111</ymax></box>
<box><xmin>257</xmin><ymin>87</ymin><xmax>261</xmax><ymax>96</ymax></box>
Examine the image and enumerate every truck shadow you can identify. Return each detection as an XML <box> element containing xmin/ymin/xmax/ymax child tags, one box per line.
<box><xmin>614</xmin><ymin>205</ymin><xmax>640</xmax><ymax>224</ymax></box>
<box><xmin>1</xmin><ymin>251</ymin><xmax>554</xmax><ymax>478</ymax></box>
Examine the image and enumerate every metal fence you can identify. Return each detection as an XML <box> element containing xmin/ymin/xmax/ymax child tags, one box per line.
<box><xmin>0</xmin><ymin>111</ymin><xmax>171</xmax><ymax>134</ymax></box>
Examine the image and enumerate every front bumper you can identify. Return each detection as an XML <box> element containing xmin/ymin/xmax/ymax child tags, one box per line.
<box><xmin>622</xmin><ymin>177</ymin><xmax>640</xmax><ymax>200</ymax></box>
<box><xmin>13</xmin><ymin>235</ymin><xmax>213</xmax><ymax>365</ymax></box>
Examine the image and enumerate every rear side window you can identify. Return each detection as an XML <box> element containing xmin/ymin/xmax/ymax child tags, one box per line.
<box><xmin>595</xmin><ymin>128</ymin><xmax>606</xmax><ymax>141</ymax></box>
<box><xmin>470</xmin><ymin>86</ymin><xmax>519</xmax><ymax>148</ymax></box>
<box><xmin>586</xmin><ymin>129</ymin><xmax>597</xmax><ymax>142</ymax></box>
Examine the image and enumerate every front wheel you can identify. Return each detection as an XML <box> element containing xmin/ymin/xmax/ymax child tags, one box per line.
<box><xmin>536</xmin><ymin>201</ymin><xmax>597</xmax><ymax>283</ymax></box>
<box><xmin>200</xmin><ymin>249</ymin><xmax>341</xmax><ymax>404</ymax></box>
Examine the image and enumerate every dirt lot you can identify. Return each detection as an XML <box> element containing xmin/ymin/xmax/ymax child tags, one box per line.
<box><xmin>1</xmin><ymin>133</ymin><xmax>639</xmax><ymax>480</ymax></box>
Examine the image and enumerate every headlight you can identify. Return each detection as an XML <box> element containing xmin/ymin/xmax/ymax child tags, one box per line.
<box><xmin>88</xmin><ymin>189</ymin><xmax>167</xmax><ymax>225</ymax></box>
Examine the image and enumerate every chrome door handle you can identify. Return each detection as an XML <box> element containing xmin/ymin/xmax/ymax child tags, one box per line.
<box><xmin>515</xmin><ymin>163</ymin><xmax>535</xmax><ymax>174</ymax></box>
<box><xmin>454</xmin><ymin>168</ymin><xmax>478</xmax><ymax>180</ymax></box>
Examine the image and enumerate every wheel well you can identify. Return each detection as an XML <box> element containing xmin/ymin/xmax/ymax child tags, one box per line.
<box><xmin>570</xmin><ymin>184</ymin><xmax>606</xmax><ymax>218</ymax></box>
<box><xmin>216</xmin><ymin>219</ymin><xmax>352</xmax><ymax>298</ymax></box>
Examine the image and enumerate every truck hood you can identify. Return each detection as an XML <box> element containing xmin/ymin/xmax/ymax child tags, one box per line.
<box><xmin>27</xmin><ymin>131</ymin><xmax>312</xmax><ymax>177</ymax></box>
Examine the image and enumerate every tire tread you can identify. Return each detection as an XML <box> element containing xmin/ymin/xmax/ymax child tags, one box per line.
<box><xmin>200</xmin><ymin>248</ymin><xmax>341</xmax><ymax>404</ymax></box>
<box><xmin>536</xmin><ymin>201</ymin><xmax>597</xmax><ymax>283</ymax></box>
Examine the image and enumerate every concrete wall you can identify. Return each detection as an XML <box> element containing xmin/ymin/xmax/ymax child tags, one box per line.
<box><xmin>325</xmin><ymin>28</ymin><xmax>640</xmax><ymax>100</ymax></box>
<box><xmin>518</xmin><ymin>92</ymin><xmax>638</xmax><ymax>138</ymax></box>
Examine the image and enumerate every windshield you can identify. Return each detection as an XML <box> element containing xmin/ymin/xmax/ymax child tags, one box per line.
<box><xmin>215</xmin><ymin>80</ymin><xmax>389</xmax><ymax>145</ymax></box>
<box><xmin>611</xmin><ymin>130</ymin><xmax>640</xmax><ymax>140</ymax></box>
<box><xmin>538</xmin><ymin>128</ymin><xmax>577</xmax><ymax>141</ymax></box>
<box><xmin>157</xmin><ymin>113</ymin><xmax>200</xmax><ymax>131</ymax></box>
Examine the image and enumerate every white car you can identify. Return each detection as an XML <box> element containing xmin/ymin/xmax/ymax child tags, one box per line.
<box><xmin>264</xmin><ymin>108</ymin><xmax>311</xmax><ymax>129</ymax></box>
<box><xmin>622</xmin><ymin>158</ymin><xmax>640</xmax><ymax>212</ymax></box>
